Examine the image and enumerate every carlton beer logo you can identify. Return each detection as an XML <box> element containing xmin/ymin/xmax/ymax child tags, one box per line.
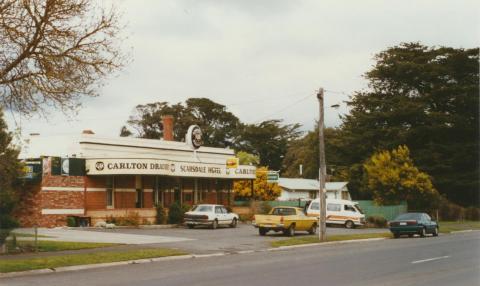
<box><xmin>186</xmin><ymin>125</ymin><xmax>203</xmax><ymax>150</ymax></box>
<box><xmin>95</xmin><ymin>161</ymin><xmax>105</xmax><ymax>171</ymax></box>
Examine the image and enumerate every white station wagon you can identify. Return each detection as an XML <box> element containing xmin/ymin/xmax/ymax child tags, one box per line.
<box><xmin>184</xmin><ymin>204</ymin><xmax>239</xmax><ymax>229</ymax></box>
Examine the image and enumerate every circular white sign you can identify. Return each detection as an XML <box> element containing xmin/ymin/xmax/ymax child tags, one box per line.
<box><xmin>186</xmin><ymin>125</ymin><xmax>203</xmax><ymax>149</ymax></box>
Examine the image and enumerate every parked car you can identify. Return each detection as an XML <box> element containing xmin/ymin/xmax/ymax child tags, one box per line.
<box><xmin>304</xmin><ymin>199</ymin><xmax>365</xmax><ymax>228</ymax></box>
<box><xmin>184</xmin><ymin>204</ymin><xmax>239</xmax><ymax>229</ymax></box>
<box><xmin>252</xmin><ymin>206</ymin><xmax>318</xmax><ymax>236</ymax></box>
<box><xmin>389</xmin><ymin>212</ymin><xmax>439</xmax><ymax>238</ymax></box>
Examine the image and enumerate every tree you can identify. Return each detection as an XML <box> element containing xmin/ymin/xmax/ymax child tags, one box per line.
<box><xmin>282</xmin><ymin>127</ymin><xmax>347</xmax><ymax>180</ymax></box>
<box><xmin>0</xmin><ymin>108</ymin><xmax>23</xmax><ymax>251</ymax></box>
<box><xmin>123</xmin><ymin>98</ymin><xmax>241</xmax><ymax>148</ymax></box>
<box><xmin>233</xmin><ymin>167</ymin><xmax>281</xmax><ymax>201</ymax></box>
<box><xmin>338</xmin><ymin>43</ymin><xmax>479</xmax><ymax>206</ymax></box>
<box><xmin>0</xmin><ymin>0</ymin><xmax>126</xmax><ymax>115</ymax></box>
<box><xmin>363</xmin><ymin>145</ymin><xmax>440</xmax><ymax>211</ymax></box>
<box><xmin>238</xmin><ymin>120</ymin><xmax>302</xmax><ymax>171</ymax></box>
<box><xmin>236</xmin><ymin>151</ymin><xmax>259</xmax><ymax>166</ymax></box>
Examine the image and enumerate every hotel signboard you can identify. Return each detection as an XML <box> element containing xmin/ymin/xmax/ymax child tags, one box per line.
<box><xmin>86</xmin><ymin>158</ymin><xmax>256</xmax><ymax>179</ymax></box>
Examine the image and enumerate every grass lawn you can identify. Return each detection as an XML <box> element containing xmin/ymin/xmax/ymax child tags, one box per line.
<box><xmin>0</xmin><ymin>248</ymin><xmax>188</xmax><ymax>273</ymax></box>
<box><xmin>439</xmin><ymin>221</ymin><xmax>480</xmax><ymax>233</ymax></box>
<box><xmin>271</xmin><ymin>233</ymin><xmax>392</xmax><ymax>248</ymax></box>
<box><xmin>6</xmin><ymin>240</ymin><xmax>119</xmax><ymax>253</ymax></box>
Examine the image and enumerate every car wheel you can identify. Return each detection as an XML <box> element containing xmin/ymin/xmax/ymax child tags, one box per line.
<box><xmin>419</xmin><ymin>227</ymin><xmax>426</xmax><ymax>237</ymax></box>
<box><xmin>212</xmin><ymin>219</ymin><xmax>218</xmax><ymax>230</ymax></box>
<box><xmin>393</xmin><ymin>232</ymin><xmax>400</xmax><ymax>239</ymax></box>
<box><xmin>230</xmin><ymin>218</ymin><xmax>237</xmax><ymax>228</ymax></box>
<box><xmin>259</xmin><ymin>227</ymin><xmax>267</xmax><ymax>236</ymax></box>
<box><xmin>308</xmin><ymin>223</ymin><xmax>318</xmax><ymax>235</ymax></box>
<box><xmin>187</xmin><ymin>224</ymin><xmax>195</xmax><ymax>229</ymax></box>
<box><xmin>287</xmin><ymin>224</ymin><xmax>296</xmax><ymax>237</ymax></box>
<box><xmin>345</xmin><ymin>220</ymin><xmax>355</xmax><ymax>229</ymax></box>
<box><xmin>433</xmin><ymin>227</ymin><xmax>439</xmax><ymax>237</ymax></box>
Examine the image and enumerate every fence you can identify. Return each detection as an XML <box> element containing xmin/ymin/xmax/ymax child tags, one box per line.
<box><xmin>234</xmin><ymin>200</ymin><xmax>407</xmax><ymax>221</ymax></box>
<box><xmin>356</xmin><ymin>200</ymin><xmax>408</xmax><ymax>221</ymax></box>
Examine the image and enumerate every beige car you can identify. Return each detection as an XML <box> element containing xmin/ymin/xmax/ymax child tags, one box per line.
<box><xmin>252</xmin><ymin>206</ymin><xmax>318</xmax><ymax>236</ymax></box>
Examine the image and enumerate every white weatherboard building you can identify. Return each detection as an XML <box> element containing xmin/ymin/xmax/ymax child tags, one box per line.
<box><xmin>277</xmin><ymin>178</ymin><xmax>351</xmax><ymax>201</ymax></box>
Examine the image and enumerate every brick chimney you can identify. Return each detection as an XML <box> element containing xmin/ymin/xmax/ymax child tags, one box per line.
<box><xmin>162</xmin><ymin>115</ymin><xmax>174</xmax><ymax>141</ymax></box>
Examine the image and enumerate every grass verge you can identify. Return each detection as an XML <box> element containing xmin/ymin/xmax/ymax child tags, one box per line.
<box><xmin>439</xmin><ymin>221</ymin><xmax>480</xmax><ymax>233</ymax></box>
<box><xmin>6</xmin><ymin>240</ymin><xmax>119</xmax><ymax>253</ymax></box>
<box><xmin>0</xmin><ymin>248</ymin><xmax>188</xmax><ymax>273</ymax></box>
<box><xmin>271</xmin><ymin>233</ymin><xmax>392</xmax><ymax>248</ymax></box>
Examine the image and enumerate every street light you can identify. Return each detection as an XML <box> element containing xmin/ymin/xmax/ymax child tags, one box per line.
<box><xmin>317</xmin><ymin>88</ymin><xmax>327</xmax><ymax>242</ymax></box>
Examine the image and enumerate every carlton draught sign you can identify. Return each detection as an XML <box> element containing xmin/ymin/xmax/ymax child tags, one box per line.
<box><xmin>86</xmin><ymin>158</ymin><xmax>256</xmax><ymax>179</ymax></box>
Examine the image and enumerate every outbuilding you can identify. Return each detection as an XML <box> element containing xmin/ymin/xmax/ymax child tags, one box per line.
<box><xmin>277</xmin><ymin>178</ymin><xmax>351</xmax><ymax>201</ymax></box>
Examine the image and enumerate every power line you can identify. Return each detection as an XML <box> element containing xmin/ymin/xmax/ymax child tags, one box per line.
<box><xmin>253</xmin><ymin>92</ymin><xmax>313</xmax><ymax>124</ymax></box>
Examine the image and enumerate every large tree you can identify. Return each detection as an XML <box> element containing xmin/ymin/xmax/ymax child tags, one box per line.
<box><xmin>338</xmin><ymin>43</ymin><xmax>479</xmax><ymax>206</ymax></box>
<box><xmin>0</xmin><ymin>109</ymin><xmax>23</xmax><ymax>251</ymax></box>
<box><xmin>0</xmin><ymin>0</ymin><xmax>126</xmax><ymax>115</ymax></box>
<box><xmin>282</xmin><ymin>127</ymin><xmax>347</xmax><ymax>180</ymax></box>
<box><xmin>123</xmin><ymin>98</ymin><xmax>241</xmax><ymax>148</ymax></box>
<box><xmin>238</xmin><ymin>120</ymin><xmax>302</xmax><ymax>171</ymax></box>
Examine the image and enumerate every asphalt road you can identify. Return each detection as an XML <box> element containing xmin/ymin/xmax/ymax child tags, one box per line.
<box><xmin>3</xmin><ymin>231</ymin><xmax>479</xmax><ymax>286</ymax></box>
<box><xmin>80</xmin><ymin>223</ymin><xmax>389</xmax><ymax>254</ymax></box>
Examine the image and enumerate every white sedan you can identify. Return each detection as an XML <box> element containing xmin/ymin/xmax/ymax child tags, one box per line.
<box><xmin>184</xmin><ymin>204</ymin><xmax>239</xmax><ymax>229</ymax></box>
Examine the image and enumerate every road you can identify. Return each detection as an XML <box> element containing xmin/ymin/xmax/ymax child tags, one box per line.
<box><xmin>16</xmin><ymin>223</ymin><xmax>389</xmax><ymax>254</ymax></box>
<box><xmin>3</xmin><ymin>231</ymin><xmax>479</xmax><ymax>286</ymax></box>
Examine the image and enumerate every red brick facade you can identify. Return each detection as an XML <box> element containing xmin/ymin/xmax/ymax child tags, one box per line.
<box><xmin>15</xmin><ymin>172</ymin><xmax>234</xmax><ymax>227</ymax></box>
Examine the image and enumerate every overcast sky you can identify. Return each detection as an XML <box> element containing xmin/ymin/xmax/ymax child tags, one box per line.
<box><xmin>6</xmin><ymin>0</ymin><xmax>480</xmax><ymax>138</ymax></box>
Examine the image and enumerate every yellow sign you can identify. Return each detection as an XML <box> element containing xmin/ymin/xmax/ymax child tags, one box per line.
<box><xmin>226</xmin><ymin>157</ymin><xmax>239</xmax><ymax>169</ymax></box>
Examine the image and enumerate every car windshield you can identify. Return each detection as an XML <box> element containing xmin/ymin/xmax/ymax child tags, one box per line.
<box><xmin>271</xmin><ymin>208</ymin><xmax>296</xmax><ymax>216</ymax></box>
<box><xmin>354</xmin><ymin>204</ymin><xmax>364</xmax><ymax>214</ymax></box>
<box><xmin>192</xmin><ymin>205</ymin><xmax>213</xmax><ymax>212</ymax></box>
<box><xmin>395</xmin><ymin>213</ymin><xmax>422</xmax><ymax>221</ymax></box>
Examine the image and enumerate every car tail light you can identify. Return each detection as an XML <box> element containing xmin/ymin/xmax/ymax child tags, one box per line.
<box><xmin>407</xmin><ymin>220</ymin><xmax>417</xmax><ymax>225</ymax></box>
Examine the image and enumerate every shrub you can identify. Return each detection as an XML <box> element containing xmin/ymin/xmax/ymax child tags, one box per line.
<box><xmin>260</xmin><ymin>201</ymin><xmax>272</xmax><ymax>214</ymax></box>
<box><xmin>465</xmin><ymin>207</ymin><xmax>480</xmax><ymax>221</ymax></box>
<box><xmin>156</xmin><ymin>205</ymin><xmax>166</xmax><ymax>224</ymax></box>
<box><xmin>168</xmin><ymin>202</ymin><xmax>184</xmax><ymax>224</ymax></box>
<box><xmin>66</xmin><ymin>216</ymin><xmax>77</xmax><ymax>227</ymax></box>
<box><xmin>118</xmin><ymin>211</ymin><xmax>140</xmax><ymax>226</ymax></box>
<box><xmin>105</xmin><ymin>215</ymin><xmax>117</xmax><ymax>224</ymax></box>
<box><xmin>438</xmin><ymin>198</ymin><xmax>465</xmax><ymax>221</ymax></box>
<box><xmin>367</xmin><ymin>215</ymin><xmax>388</xmax><ymax>228</ymax></box>
<box><xmin>239</xmin><ymin>213</ymin><xmax>253</xmax><ymax>222</ymax></box>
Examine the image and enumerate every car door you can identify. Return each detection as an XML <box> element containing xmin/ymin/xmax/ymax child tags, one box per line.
<box><xmin>221</xmin><ymin>206</ymin><xmax>232</xmax><ymax>224</ymax></box>
<box><xmin>214</xmin><ymin>206</ymin><xmax>224</xmax><ymax>224</ymax></box>
<box><xmin>423</xmin><ymin>214</ymin><xmax>435</xmax><ymax>233</ymax></box>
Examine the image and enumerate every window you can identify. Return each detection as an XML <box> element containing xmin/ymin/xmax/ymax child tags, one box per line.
<box><xmin>106</xmin><ymin>176</ymin><xmax>115</xmax><ymax>208</ymax></box>
<box><xmin>215</xmin><ymin>206</ymin><xmax>223</xmax><ymax>214</ymax></box>
<box><xmin>221</xmin><ymin>207</ymin><xmax>228</xmax><ymax>214</ymax></box>
<box><xmin>344</xmin><ymin>205</ymin><xmax>356</xmax><ymax>212</ymax></box>
<box><xmin>310</xmin><ymin>202</ymin><xmax>319</xmax><ymax>210</ymax></box>
<box><xmin>136</xmin><ymin>189</ymin><xmax>143</xmax><ymax>208</ymax></box>
<box><xmin>153</xmin><ymin>176</ymin><xmax>162</xmax><ymax>207</ymax></box>
<box><xmin>271</xmin><ymin>208</ymin><xmax>296</xmax><ymax>216</ymax></box>
<box><xmin>327</xmin><ymin>203</ymin><xmax>341</xmax><ymax>212</ymax></box>
<box><xmin>192</xmin><ymin>205</ymin><xmax>213</xmax><ymax>212</ymax></box>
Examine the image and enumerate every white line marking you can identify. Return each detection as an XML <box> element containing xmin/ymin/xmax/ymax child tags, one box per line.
<box><xmin>411</xmin><ymin>256</ymin><xmax>450</xmax><ymax>264</ymax></box>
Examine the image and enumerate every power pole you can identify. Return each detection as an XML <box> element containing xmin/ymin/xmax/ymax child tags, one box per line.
<box><xmin>317</xmin><ymin>88</ymin><xmax>327</xmax><ymax>242</ymax></box>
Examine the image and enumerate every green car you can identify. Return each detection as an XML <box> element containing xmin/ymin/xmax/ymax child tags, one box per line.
<box><xmin>389</xmin><ymin>212</ymin><xmax>439</xmax><ymax>238</ymax></box>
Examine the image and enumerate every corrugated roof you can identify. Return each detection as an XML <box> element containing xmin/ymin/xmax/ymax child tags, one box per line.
<box><xmin>278</xmin><ymin>177</ymin><xmax>348</xmax><ymax>191</ymax></box>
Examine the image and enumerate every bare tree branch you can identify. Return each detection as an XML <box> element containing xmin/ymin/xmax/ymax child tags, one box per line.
<box><xmin>0</xmin><ymin>0</ymin><xmax>127</xmax><ymax>115</ymax></box>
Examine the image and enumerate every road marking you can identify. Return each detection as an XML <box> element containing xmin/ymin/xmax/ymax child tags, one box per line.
<box><xmin>411</xmin><ymin>256</ymin><xmax>450</xmax><ymax>264</ymax></box>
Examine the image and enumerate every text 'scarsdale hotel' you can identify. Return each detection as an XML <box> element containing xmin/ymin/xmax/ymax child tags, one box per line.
<box><xmin>15</xmin><ymin>116</ymin><xmax>256</xmax><ymax>227</ymax></box>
